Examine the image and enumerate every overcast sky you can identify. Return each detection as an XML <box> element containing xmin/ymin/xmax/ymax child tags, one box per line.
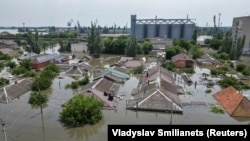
<box><xmin>1</xmin><ymin>0</ymin><xmax>250</xmax><ymax>27</ymax></box>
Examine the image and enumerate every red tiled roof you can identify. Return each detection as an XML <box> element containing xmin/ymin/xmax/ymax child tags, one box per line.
<box><xmin>213</xmin><ymin>86</ymin><xmax>244</xmax><ymax>115</ymax></box>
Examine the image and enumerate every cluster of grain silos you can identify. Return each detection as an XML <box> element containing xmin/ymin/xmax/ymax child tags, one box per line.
<box><xmin>131</xmin><ymin>15</ymin><xmax>196</xmax><ymax>41</ymax></box>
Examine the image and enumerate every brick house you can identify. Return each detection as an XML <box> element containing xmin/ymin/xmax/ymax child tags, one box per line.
<box><xmin>171</xmin><ymin>53</ymin><xmax>195</xmax><ymax>68</ymax></box>
<box><xmin>31</xmin><ymin>54</ymin><xmax>62</xmax><ymax>70</ymax></box>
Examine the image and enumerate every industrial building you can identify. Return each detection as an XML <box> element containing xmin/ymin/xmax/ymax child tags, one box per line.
<box><xmin>130</xmin><ymin>15</ymin><xmax>196</xmax><ymax>41</ymax></box>
<box><xmin>232</xmin><ymin>16</ymin><xmax>250</xmax><ymax>55</ymax></box>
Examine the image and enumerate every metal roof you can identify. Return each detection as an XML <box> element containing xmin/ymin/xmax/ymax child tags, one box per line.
<box><xmin>36</xmin><ymin>54</ymin><xmax>61</xmax><ymax>63</ymax></box>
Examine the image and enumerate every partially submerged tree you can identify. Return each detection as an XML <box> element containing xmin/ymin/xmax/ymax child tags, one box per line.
<box><xmin>60</xmin><ymin>94</ymin><xmax>104</xmax><ymax>127</ymax></box>
<box><xmin>87</xmin><ymin>22</ymin><xmax>102</xmax><ymax>57</ymax></box>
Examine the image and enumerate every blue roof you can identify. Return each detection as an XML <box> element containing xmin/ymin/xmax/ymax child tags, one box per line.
<box><xmin>101</xmin><ymin>68</ymin><xmax>129</xmax><ymax>79</ymax></box>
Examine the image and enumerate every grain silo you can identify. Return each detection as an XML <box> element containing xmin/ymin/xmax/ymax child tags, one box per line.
<box><xmin>130</xmin><ymin>15</ymin><xmax>137</xmax><ymax>38</ymax></box>
<box><xmin>146</xmin><ymin>22</ymin><xmax>157</xmax><ymax>38</ymax></box>
<box><xmin>170</xmin><ymin>23</ymin><xmax>182</xmax><ymax>39</ymax></box>
<box><xmin>135</xmin><ymin>23</ymin><xmax>146</xmax><ymax>41</ymax></box>
<box><xmin>131</xmin><ymin>15</ymin><xmax>196</xmax><ymax>41</ymax></box>
<box><xmin>158</xmin><ymin>22</ymin><xmax>170</xmax><ymax>38</ymax></box>
<box><xmin>182</xmin><ymin>22</ymin><xmax>195</xmax><ymax>40</ymax></box>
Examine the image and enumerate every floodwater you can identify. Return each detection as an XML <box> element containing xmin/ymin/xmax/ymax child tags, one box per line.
<box><xmin>1</xmin><ymin>56</ymin><xmax>250</xmax><ymax>141</ymax></box>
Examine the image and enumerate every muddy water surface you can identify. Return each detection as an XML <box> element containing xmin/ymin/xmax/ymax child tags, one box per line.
<box><xmin>1</xmin><ymin>56</ymin><xmax>250</xmax><ymax>141</ymax></box>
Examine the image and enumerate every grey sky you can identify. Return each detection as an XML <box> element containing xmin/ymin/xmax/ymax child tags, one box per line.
<box><xmin>1</xmin><ymin>0</ymin><xmax>249</xmax><ymax>27</ymax></box>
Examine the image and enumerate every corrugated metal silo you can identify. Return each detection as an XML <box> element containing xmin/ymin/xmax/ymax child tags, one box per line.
<box><xmin>183</xmin><ymin>23</ymin><xmax>195</xmax><ymax>40</ymax></box>
<box><xmin>135</xmin><ymin>23</ymin><xmax>146</xmax><ymax>41</ymax></box>
<box><xmin>146</xmin><ymin>23</ymin><xmax>157</xmax><ymax>38</ymax></box>
<box><xmin>158</xmin><ymin>23</ymin><xmax>170</xmax><ymax>38</ymax></box>
<box><xmin>170</xmin><ymin>23</ymin><xmax>182</xmax><ymax>39</ymax></box>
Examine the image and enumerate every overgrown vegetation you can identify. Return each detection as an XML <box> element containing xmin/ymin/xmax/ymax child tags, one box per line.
<box><xmin>218</xmin><ymin>77</ymin><xmax>245</xmax><ymax>90</ymax></box>
<box><xmin>31</xmin><ymin>64</ymin><xmax>60</xmax><ymax>91</ymax></box>
<box><xmin>236</xmin><ymin>63</ymin><xmax>250</xmax><ymax>76</ymax></box>
<box><xmin>60</xmin><ymin>94</ymin><xmax>104</xmax><ymax>127</ymax></box>
<box><xmin>161</xmin><ymin>61</ymin><xmax>175</xmax><ymax>72</ymax></box>
<box><xmin>65</xmin><ymin>75</ymin><xmax>89</xmax><ymax>89</ymax></box>
<box><xmin>210</xmin><ymin>104</ymin><xmax>224</xmax><ymax>114</ymax></box>
<box><xmin>210</xmin><ymin>66</ymin><xmax>228</xmax><ymax>76</ymax></box>
<box><xmin>0</xmin><ymin>78</ymin><xmax>9</xmax><ymax>86</ymax></box>
<box><xmin>28</xmin><ymin>91</ymin><xmax>48</xmax><ymax>106</ymax></box>
<box><xmin>130</xmin><ymin>65</ymin><xmax>144</xmax><ymax>74</ymax></box>
<box><xmin>205</xmin><ymin>89</ymin><xmax>212</xmax><ymax>93</ymax></box>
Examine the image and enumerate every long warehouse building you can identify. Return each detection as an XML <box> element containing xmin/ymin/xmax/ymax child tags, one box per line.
<box><xmin>130</xmin><ymin>15</ymin><xmax>196</xmax><ymax>41</ymax></box>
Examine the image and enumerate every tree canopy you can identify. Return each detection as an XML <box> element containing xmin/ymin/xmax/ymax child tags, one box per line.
<box><xmin>60</xmin><ymin>94</ymin><xmax>104</xmax><ymax>127</ymax></box>
<box><xmin>87</xmin><ymin>22</ymin><xmax>102</xmax><ymax>57</ymax></box>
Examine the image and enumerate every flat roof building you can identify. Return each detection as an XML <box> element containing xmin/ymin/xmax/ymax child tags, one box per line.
<box><xmin>232</xmin><ymin>16</ymin><xmax>250</xmax><ymax>55</ymax></box>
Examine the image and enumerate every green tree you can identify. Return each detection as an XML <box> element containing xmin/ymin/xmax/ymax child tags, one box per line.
<box><xmin>28</xmin><ymin>91</ymin><xmax>48</xmax><ymax>106</ymax></box>
<box><xmin>31</xmin><ymin>77</ymin><xmax>52</xmax><ymax>91</ymax></box>
<box><xmin>6</xmin><ymin>61</ymin><xmax>17</xmax><ymax>69</ymax></box>
<box><xmin>235</xmin><ymin>35</ymin><xmax>245</xmax><ymax>60</ymax></box>
<box><xmin>87</xmin><ymin>22</ymin><xmax>102</xmax><ymax>57</ymax></box>
<box><xmin>174</xmin><ymin>38</ymin><xmax>191</xmax><ymax>51</ymax></box>
<box><xmin>60</xmin><ymin>94</ymin><xmax>104</xmax><ymax>127</ymax></box>
<box><xmin>125</xmin><ymin>37</ymin><xmax>138</xmax><ymax>57</ymax></box>
<box><xmin>161</xmin><ymin>61</ymin><xmax>175</xmax><ymax>71</ymax></box>
<box><xmin>188</xmin><ymin>44</ymin><xmax>204</xmax><ymax>59</ymax></box>
<box><xmin>12</xmin><ymin>66</ymin><xmax>27</xmax><ymax>75</ymax></box>
<box><xmin>218</xmin><ymin>77</ymin><xmax>241</xmax><ymax>90</ymax></box>
<box><xmin>142</xmin><ymin>40</ymin><xmax>153</xmax><ymax>54</ymax></box>
<box><xmin>0</xmin><ymin>78</ymin><xmax>9</xmax><ymax>86</ymax></box>
<box><xmin>165</xmin><ymin>45</ymin><xmax>185</xmax><ymax>59</ymax></box>
<box><xmin>19</xmin><ymin>58</ymin><xmax>31</xmax><ymax>71</ymax></box>
<box><xmin>192</xmin><ymin>29</ymin><xmax>198</xmax><ymax>44</ymax></box>
<box><xmin>26</xmin><ymin>30</ymin><xmax>41</xmax><ymax>54</ymax></box>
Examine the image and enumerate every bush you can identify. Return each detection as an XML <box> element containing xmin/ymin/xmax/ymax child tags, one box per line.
<box><xmin>131</xmin><ymin>65</ymin><xmax>144</xmax><ymax>74</ymax></box>
<box><xmin>205</xmin><ymin>89</ymin><xmax>212</xmax><ymax>93</ymax></box>
<box><xmin>23</xmin><ymin>71</ymin><xmax>37</xmax><ymax>77</ymax></box>
<box><xmin>161</xmin><ymin>61</ymin><xmax>175</xmax><ymax>71</ymax></box>
<box><xmin>0</xmin><ymin>78</ymin><xmax>9</xmax><ymax>86</ymax></box>
<box><xmin>210</xmin><ymin>105</ymin><xmax>224</xmax><ymax>114</ymax></box>
<box><xmin>78</xmin><ymin>75</ymin><xmax>89</xmax><ymax>85</ymax></box>
<box><xmin>60</xmin><ymin>94</ymin><xmax>104</xmax><ymax>127</ymax></box>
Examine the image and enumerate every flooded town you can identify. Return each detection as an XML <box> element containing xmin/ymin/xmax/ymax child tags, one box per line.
<box><xmin>1</xmin><ymin>1</ymin><xmax>250</xmax><ymax>141</ymax></box>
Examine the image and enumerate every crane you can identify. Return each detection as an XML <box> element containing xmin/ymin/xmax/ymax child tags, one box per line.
<box><xmin>218</xmin><ymin>13</ymin><xmax>221</xmax><ymax>29</ymax></box>
<box><xmin>67</xmin><ymin>19</ymin><xmax>74</xmax><ymax>30</ymax></box>
<box><xmin>213</xmin><ymin>13</ymin><xmax>222</xmax><ymax>35</ymax></box>
<box><xmin>213</xmin><ymin>15</ymin><xmax>217</xmax><ymax>31</ymax></box>
<box><xmin>76</xmin><ymin>20</ymin><xmax>81</xmax><ymax>32</ymax></box>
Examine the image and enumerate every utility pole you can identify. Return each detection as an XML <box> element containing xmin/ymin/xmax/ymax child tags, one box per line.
<box><xmin>169</xmin><ymin>102</ymin><xmax>173</xmax><ymax>125</ymax></box>
<box><xmin>38</xmin><ymin>85</ymin><xmax>43</xmax><ymax>115</ymax></box>
<box><xmin>1</xmin><ymin>117</ymin><xmax>8</xmax><ymax>141</ymax></box>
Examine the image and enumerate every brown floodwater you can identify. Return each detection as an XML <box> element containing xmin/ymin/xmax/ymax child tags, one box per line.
<box><xmin>1</xmin><ymin>56</ymin><xmax>250</xmax><ymax>141</ymax></box>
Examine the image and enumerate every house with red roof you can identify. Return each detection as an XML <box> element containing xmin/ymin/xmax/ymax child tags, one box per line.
<box><xmin>213</xmin><ymin>86</ymin><xmax>250</xmax><ymax>117</ymax></box>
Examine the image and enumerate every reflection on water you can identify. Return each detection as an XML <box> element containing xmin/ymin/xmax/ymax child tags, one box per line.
<box><xmin>65</xmin><ymin>118</ymin><xmax>105</xmax><ymax>140</ymax></box>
